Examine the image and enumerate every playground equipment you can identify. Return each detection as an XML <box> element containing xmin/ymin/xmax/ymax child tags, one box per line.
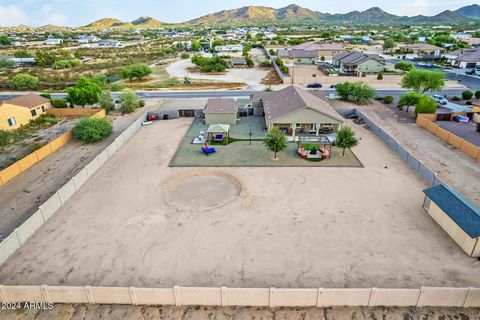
<box><xmin>201</xmin><ymin>143</ymin><xmax>216</xmax><ymax>155</ymax></box>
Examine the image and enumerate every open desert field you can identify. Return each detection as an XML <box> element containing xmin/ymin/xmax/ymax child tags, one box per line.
<box><xmin>0</xmin><ymin>117</ymin><xmax>478</xmax><ymax>289</ymax></box>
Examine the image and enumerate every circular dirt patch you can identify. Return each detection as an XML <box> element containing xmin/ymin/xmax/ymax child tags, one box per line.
<box><xmin>164</xmin><ymin>170</ymin><xmax>242</xmax><ymax>211</ymax></box>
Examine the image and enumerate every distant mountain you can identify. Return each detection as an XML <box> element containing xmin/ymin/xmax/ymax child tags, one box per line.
<box><xmin>188</xmin><ymin>4</ymin><xmax>322</xmax><ymax>26</ymax></box>
<box><xmin>455</xmin><ymin>4</ymin><xmax>480</xmax><ymax>19</ymax></box>
<box><xmin>131</xmin><ymin>17</ymin><xmax>164</xmax><ymax>28</ymax></box>
<box><xmin>85</xmin><ymin>18</ymin><xmax>125</xmax><ymax>29</ymax></box>
<box><xmin>328</xmin><ymin>7</ymin><xmax>399</xmax><ymax>24</ymax></box>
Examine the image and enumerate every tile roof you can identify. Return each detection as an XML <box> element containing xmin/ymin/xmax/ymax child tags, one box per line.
<box><xmin>293</xmin><ymin>43</ymin><xmax>345</xmax><ymax>51</ymax></box>
<box><xmin>3</xmin><ymin>94</ymin><xmax>50</xmax><ymax>109</ymax></box>
<box><xmin>449</xmin><ymin>48</ymin><xmax>480</xmax><ymax>63</ymax></box>
<box><xmin>204</xmin><ymin>98</ymin><xmax>238</xmax><ymax>114</ymax></box>
<box><xmin>254</xmin><ymin>85</ymin><xmax>344</xmax><ymax>123</ymax></box>
<box><xmin>333</xmin><ymin>52</ymin><xmax>383</xmax><ymax>66</ymax></box>
<box><xmin>277</xmin><ymin>49</ymin><xmax>316</xmax><ymax>58</ymax></box>
<box><xmin>424</xmin><ymin>184</ymin><xmax>480</xmax><ymax>238</ymax></box>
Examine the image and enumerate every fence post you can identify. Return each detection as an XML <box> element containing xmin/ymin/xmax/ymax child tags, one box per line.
<box><xmin>85</xmin><ymin>285</ymin><xmax>95</xmax><ymax>304</ymax></box>
<box><xmin>269</xmin><ymin>287</ymin><xmax>276</xmax><ymax>307</ymax></box>
<box><xmin>129</xmin><ymin>287</ymin><xmax>137</xmax><ymax>305</ymax></box>
<box><xmin>221</xmin><ymin>286</ymin><xmax>228</xmax><ymax>307</ymax></box>
<box><xmin>316</xmin><ymin>288</ymin><xmax>324</xmax><ymax>307</ymax></box>
<box><xmin>40</xmin><ymin>285</ymin><xmax>51</xmax><ymax>303</ymax></box>
<box><xmin>173</xmin><ymin>285</ymin><xmax>181</xmax><ymax>306</ymax></box>
<box><xmin>13</xmin><ymin>228</ymin><xmax>22</xmax><ymax>245</ymax></box>
<box><xmin>416</xmin><ymin>286</ymin><xmax>427</xmax><ymax>307</ymax></box>
<box><xmin>0</xmin><ymin>285</ymin><xmax>7</xmax><ymax>303</ymax></box>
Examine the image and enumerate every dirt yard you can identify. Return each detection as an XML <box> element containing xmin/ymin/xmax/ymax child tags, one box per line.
<box><xmin>0</xmin><ymin>105</ymin><xmax>157</xmax><ymax>241</ymax></box>
<box><xmin>0</xmin><ymin>117</ymin><xmax>479</xmax><ymax>289</ymax></box>
<box><xmin>336</xmin><ymin>100</ymin><xmax>480</xmax><ymax>206</ymax></box>
<box><xmin>1</xmin><ymin>305</ymin><xmax>479</xmax><ymax>320</ymax></box>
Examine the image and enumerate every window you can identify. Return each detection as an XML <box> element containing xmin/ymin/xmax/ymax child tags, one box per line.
<box><xmin>31</xmin><ymin>109</ymin><xmax>37</xmax><ymax>117</ymax></box>
<box><xmin>41</xmin><ymin>106</ymin><xmax>45</xmax><ymax>112</ymax></box>
<box><xmin>7</xmin><ymin>117</ymin><xmax>16</xmax><ymax>127</ymax></box>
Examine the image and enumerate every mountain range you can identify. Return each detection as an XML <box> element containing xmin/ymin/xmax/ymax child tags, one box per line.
<box><xmin>3</xmin><ymin>4</ymin><xmax>480</xmax><ymax>29</ymax></box>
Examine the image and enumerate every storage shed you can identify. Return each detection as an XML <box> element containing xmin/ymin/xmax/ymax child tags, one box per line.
<box><xmin>203</xmin><ymin>99</ymin><xmax>238</xmax><ymax>125</ymax></box>
<box><xmin>423</xmin><ymin>184</ymin><xmax>480</xmax><ymax>257</ymax></box>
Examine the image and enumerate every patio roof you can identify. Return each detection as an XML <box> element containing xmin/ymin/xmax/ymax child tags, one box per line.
<box><xmin>207</xmin><ymin>124</ymin><xmax>230</xmax><ymax>133</ymax></box>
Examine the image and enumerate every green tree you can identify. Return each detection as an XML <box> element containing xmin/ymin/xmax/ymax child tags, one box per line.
<box><xmin>382</xmin><ymin>38</ymin><xmax>395</xmax><ymax>52</ymax></box>
<box><xmin>66</xmin><ymin>78</ymin><xmax>102</xmax><ymax>107</ymax></box>
<box><xmin>401</xmin><ymin>69</ymin><xmax>444</xmax><ymax>93</ymax></box>
<box><xmin>0</xmin><ymin>36</ymin><xmax>11</xmax><ymax>46</ymax></box>
<box><xmin>72</xmin><ymin>117</ymin><xmax>113</xmax><ymax>143</ymax></box>
<box><xmin>40</xmin><ymin>93</ymin><xmax>52</xmax><ymax>100</ymax></box>
<box><xmin>336</xmin><ymin>126</ymin><xmax>359</xmax><ymax>156</ymax></box>
<box><xmin>121</xmin><ymin>63</ymin><xmax>152</xmax><ymax>81</ymax></box>
<box><xmin>462</xmin><ymin>90</ymin><xmax>473</xmax><ymax>100</ymax></box>
<box><xmin>119</xmin><ymin>91</ymin><xmax>140</xmax><ymax>114</ymax></box>
<box><xmin>475</xmin><ymin>90</ymin><xmax>480</xmax><ymax>99</ymax></box>
<box><xmin>264</xmin><ymin>127</ymin><xmax>287</xmax><ymax>160</ymax></box>
<box><xmin>191</xmin><ymin>55</ymin><xmax>228</xmax><ymax>72</ymax></box>
<box><xmin>98</xmin><ymin>91</ymin><xmax>115</xmax><ymax>114</ymax></box>
<box><xmin>90</xmin><ymin>74</ymin><xmax>108</xmax><ymax>88</ymax></box>
<box><xmin>335</xmin><ymin>82</ymin><xmax>375</xmax><ymax>104</ymax></box>
<box><xmin>10</xmin><ymin>74</ymin><xmax>39</xmax><ymax>90</ymax></box>
<box><xmin>394</xmin><ymin>62</ymin><xmax>413</xmax><ymax>72</ymax></box>
<box><xmin>191</xmin><ymin>40</ymin><xmax>201</xmax><ymax>51</ymax></box>
<box><xmin>397</xmin><ymin>92</ymin><xmax>422</xmax><ymax>112</ymax></box>
<box><xmin>0</xmin><ymin>58</ymin><xmax>16</xmax><ymax>69</ymax></box>
<box><xmin>415</xmin><ymin>96</ymin><xmax>437</xmax><ymax>116</ymax></box>
<box><xmin>212</xmin><ymin>38</ymin><xmax>224</xmax><ymax>48</ymax></box>
<box><xmin>180</xmin><ymin>52</ymin><xmax>190</xmax><ymax>59</ymax></box>
<box><xmin>52</xmin><ymin>99</ymin><xmax>68</xmax><ymax>108</ymax></box>
<box><xmin>269</xmin><ymin>49</ymin><xmax>276</xmax><ymax>56</ymax></box>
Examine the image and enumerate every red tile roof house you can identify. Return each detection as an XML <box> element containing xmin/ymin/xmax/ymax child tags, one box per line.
<box><xmin>251</xmin><ymin>86</ymin><xmax>344</xmax><ymax>138</ymax></box>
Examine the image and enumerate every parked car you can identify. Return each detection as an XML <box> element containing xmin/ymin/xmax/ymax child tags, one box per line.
<box><xmin>307</xmin><ymin>83</ymin><xmax>322</xmax><ymax>89</ymax></box>
<box><xmin>466</xmin><ymin>69</ymin><xmax>476</xmax><ymax>75</ymax></box>
<box><xmin>415</xmin><ymin>62</ymin><xmax>433</xmax><ymax>68</ymax></box>
<box><xmin>432</xmin><ymin>94</ymin><xmax>448</xmax><ymax>105</ymax></box>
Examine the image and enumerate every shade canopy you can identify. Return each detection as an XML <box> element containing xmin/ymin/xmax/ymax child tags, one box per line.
<box><xmin>207</xmin><ymin>124</ymin><xmax>230</xmax><ymax>133</ymax></box>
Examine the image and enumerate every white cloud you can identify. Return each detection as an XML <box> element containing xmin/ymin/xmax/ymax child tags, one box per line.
<box><xmin>0</xmin><ymin>5</ymin><xmax>29</xmax><ymax>26</ymax></box>
<box><xmin>35</xmin><ymin>3</ymin><xmax>68</xmax><ymax>26</ymax></box>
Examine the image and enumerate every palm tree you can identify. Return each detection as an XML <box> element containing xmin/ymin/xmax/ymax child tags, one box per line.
<box><xmin>336</xmin><ymin>126</ymin><xmax>359</xmax><ymax>156</ymax></box>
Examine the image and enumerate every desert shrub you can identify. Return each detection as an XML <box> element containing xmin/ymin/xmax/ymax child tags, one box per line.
<box><xmin>180</xmin><ymin>53</ymin><xmax>190</xmax><ymax>59</ymax></box>
<box><xmin>121</xmin><ymin>63</ymin><xmax>152</xmax><ymax>81</ymax></box>
<box><xmin>415</xmin><ymin>96</ymin><xmax>437</xmax><ymax>116</ymax></box>
<box><xmin>29</xmin><ymin>115</ymin><xmax>61</xmax><ymax>126</ymax></box>
<box><xmin>52</xmin><ymin>99</ymin><xmax>68</xmax><ymax>108</ymax></box>
<box><xmin>377</xmin><ymin>71</ymin><xmax>384</xmax><ymax>80</ymax></box>
<box><xmin>394</xmin><ymin>61</ymin><xmax>413</xmax><ymax>72</ymax></box>
<box><xmin>452</xmin><ymin>96</ymin><xmax>460</xmax><ymax>101</ymax></box>
<box><xmin>336</xmin><ymin>82</ymin><xmax>375</xmax><ymax>104</ymax></box>
<box><xmin>40</xmin><ymin>93</ymin><xmax>52</xmax><ymax>100</ymax></box>
<box><xmin>191</xmin><ymin>54</ymin><xmax>228</xmax><ymax>72</ymax></box>
<box><xmin>475</xmin><ymin>90</ymin><xmax>480</xmax><ymax>99</ymax></box>
<box><xmin>383</xmin><ymin>96</ymin><xmax>393</xmax><ymax>104</ymax></box>
<box><xmin>110</xmin><ymin>82</ymin><xmax>125</xmax><ymax>91</ymax></box>
<box><xmin>10</xmin><ymin>73</ymin><xmax>39</xmax><ymax>90</ymax></box>
<box><xmin>52</xmin><ymin>59</ymin><xmax>81</xmax><ymax>69</ymax></box>
<box><xmin>466</xmin><ymin>101</ymin><xmax>472</xmax><ymax>105</ymax></box>
<box><xmin>72</xmin><ymin>117</ymin><xmax>113</xmax><ymax>143</ymax></box>
<box><xmin>119</xmin><ymin>91</ymin><xmax>140</xmax><ymax>114</ymax></box>
<box><xmin>98</xmin><ymin>91</ymin><xmax>115</xmax><ymax>114</ymax></box>
<box><xmin>260</xmin><ymin>60</ymin><xmax>272</xmax><ymax>67</ymax></box>
<box><xmin>0</xmin><ymin>130</ymin><xmax>13</xmax><ymax>147</ymax></box>
<box><xmin>462</xmin><ymin>90</ymin><xmax>473</xmax><ymax>100</ymax></box>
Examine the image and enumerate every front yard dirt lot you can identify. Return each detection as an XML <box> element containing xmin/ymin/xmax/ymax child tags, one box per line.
<box><xmin>0</xmin><ymin>117</ymin><xmax>478</xmax><ymax>289</ymax></box>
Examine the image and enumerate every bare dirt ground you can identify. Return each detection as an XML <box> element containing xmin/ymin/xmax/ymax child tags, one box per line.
<box><xmin>333</xmin><ymin>100</ymin><xmax>480</xmax><ymax>206</ymax></box>
<box><xmin>0</xmin><ymin>105</ymin><xmax>157</xmax><ymax>241</ymax></box>
<box><xmin>1</xmin><ymin>305</ymin><xmax>479</xmax><ymax>320</ymax></box>
<box><xmin>0</xmin><ymin>118</ymin><xmax>478</xmax><ymax>289</ymax></box>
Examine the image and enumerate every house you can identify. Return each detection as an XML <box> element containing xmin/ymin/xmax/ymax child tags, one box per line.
<box><xmin>98</xmin><ymin>39</ymin><xmax>122</xmax><ymax>47</ymax></box>
<box><xmin>423</xmin><ymin>184</ymin><xmax>480</xmax><ymax>257</ymax></box>
<box><xmin>203</xmin><ymin>98</ymin><xmax>238</xmax><ymax>125</ymax></box>
<box><xmin>332</xmin><ymin>52</ymin><xmax>384</xmax><ymax>75</ymax></box>
<box><xmin>0</xmin><ymin>94</ymin><xmax>52</xmax><ymax>130</ymax></box>
<box><xmin>397</xmin><ymin>43</ymin><xmax>446</xmax><ymax>57</ymax></box>
<box><xmin>292</xmin><ymin>43</ymin><xmax>347</xmax><ymax>60</ymax></box>
<box><xmin>44</xmin><ymin>38</ymin><xmax>63</xmax><ymax>45</ymax></box>
<box><xmin>77</xmin><ymin>35</ymin><xmax>99</xmax><ymax>44</ymax></box>
<box><xmin>215</xmin><ymin>44</ymin><xmax>243</xmax><ymax>53</ymax></box>
<box><xmin>277</xmin><ymin>49</ymin><xmax>316</xmax><ymax>65</ymax></box>
<box><xmin>445</xmin><ymin>48</ymin><xmax>480</xmax><ymax>69</ymax></box>
<box><xmin>251</xmin><ymin>86</ymin><xmax>344</xmax><ymax>137</ymax></box>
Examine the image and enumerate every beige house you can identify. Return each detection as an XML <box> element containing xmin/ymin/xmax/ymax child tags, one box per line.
<box><xmin>0</xmin><ymin>94</ymin><xmax>52</xmax><ymax>130</ymax></box>
<box><xmin>252</xmin><ymin>86</ymin><xmax>344</xmax><ymax>137</ymax></box>
<box><xmin>292</xmin><ymin>43</ymin><xmax>347</xmax><ymax>60</ymax></box>
<box><xmin>203</xmin><ymin>98</ymin><xmax>238</xmax><ymax>125</ymax></box>
<box><xmin>423</xmin><ymin>184</ymin><xmax>480</xmax><ymax>257</ymax></box>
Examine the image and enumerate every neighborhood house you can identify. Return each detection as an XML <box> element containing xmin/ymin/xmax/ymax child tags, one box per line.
<box><xmin>445</xmin><ymin>48</ymin><xmax>480</xmax><ymax>68</ymax></box>
<box><xmin>0</xmin><ymin>94</ymin><xmax>52</xmax><ymax>130</ymax></box>
<box><xmin>203</xmin><ymin>98</ymin><xmax>238</xmax><ymax>125</ymax></box>
<box><xmin>252</xmin><ymin>85</ymin><xmax>344</xmax><ymax>138</ymax></box>
<box><xmin>332</xmin><ymin>52</ymin><xmax>384</xmax><ymax>75</ymax></box>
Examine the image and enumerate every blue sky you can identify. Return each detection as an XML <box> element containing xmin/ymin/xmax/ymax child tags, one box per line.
<box><xmin>0</xmin><ymin>0</ymin><xmax>475</xmax><ymax>27</ymax></box>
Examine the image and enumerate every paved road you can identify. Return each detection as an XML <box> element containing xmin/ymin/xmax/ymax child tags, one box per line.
<box><xmin>0</xmin><ymin>88</ymin><xmax>467</xmax><ymax>101</ymax></box>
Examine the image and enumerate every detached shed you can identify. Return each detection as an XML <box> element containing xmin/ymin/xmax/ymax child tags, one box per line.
<box><xmin>423</xmin><ymin>185</ymin><xmax>480</xmax><ymax>257</ymax></box>
<box><xmin>203</xmin><ymin>99</ymin><xmax>238</xmax><ymax>125</ymax></box>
